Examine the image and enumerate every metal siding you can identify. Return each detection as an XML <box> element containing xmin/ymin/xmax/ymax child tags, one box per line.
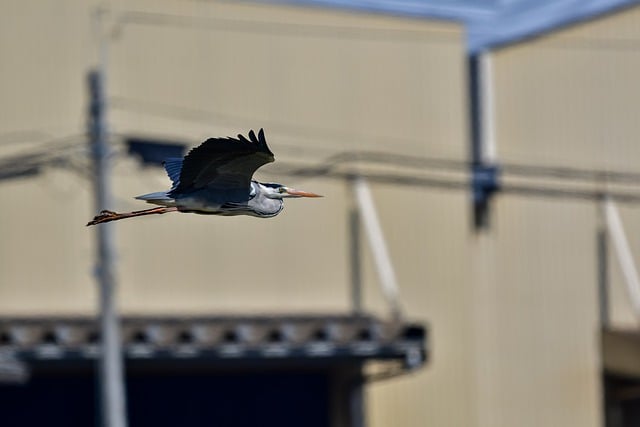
<box><xmin>0</xmin><ymin>1</ymin><xmax>470</xmax><ymax>426</ymax></box>
<box><xmin>4</xmin><ymin>1</ymin><xmax>638</xmax><ymax>426</ymax></box>
<box><xmin>367</xmin><ymin>188</ymin><xmax>474</xmax><ymax>427</ymax></box>
<box><xmin>484</xmin><ymin>5</ymin><xmax>640</xmax><ymax>426</ymax></box>
<box><xmin>472</xmin><ymin>198</ymin><xmax>602</xmax><ymax>427</ymax></box>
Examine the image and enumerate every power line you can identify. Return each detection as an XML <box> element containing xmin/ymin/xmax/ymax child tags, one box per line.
<box><xmin>107</xmin><ymin>97</ymin><xmax>640</xmax><ymax>188</ymax></box>
<box><xmin>0</xmin><ymin>133</ymin><xmax>86</xmax><ymax>154</ymax></box>
<box><xmin>281</xmin><ymin>149</ymin><xmax>640</xmax><ymax>187</ymax></box>
<box><xmin>0</xmin><ymin>135</ymin><xmax>88</xmax><ymax>181</ymax></box>
<box><xmin>3</xmin><ymin>130</ymin><xmax>640</xmax><ymax>205</ymax></box>
<box><xmin>0</xmin><ymin>130</ymin><xmax>53</xmax><ymax>147</ymax></box>
<box><xmin>515</xmin><ymin>34</ymin><xmax>640</xmax><ymax>52</ymax></box>
<box><xmin>113</xmin><ymin>10</ymin><xmax>459</xmax><ymax>44</ymax></box>
<box><xmin>108</xmin><ymin>96</ymin><xmax>431</xmax><ymax>157</ymax></box>
<box><xmin>271</xmin><ymin>161</ymin><xmax>640</xmax><ymax>205</ymax></box>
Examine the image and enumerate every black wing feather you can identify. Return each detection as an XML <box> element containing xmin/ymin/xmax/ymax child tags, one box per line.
<box><xmin>170</xmin><ymin>129</ymin><xmax>274</xmax><ymax>196</ymax></box>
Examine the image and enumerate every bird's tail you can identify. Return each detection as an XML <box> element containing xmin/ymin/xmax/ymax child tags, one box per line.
<box><xmin>135</xmin><ymin>191</ymin><xmax>176</xmax><ymax>206</ymax></box>
<box><xmin>86</xmin><ymin>207</ymin><xmax>178</xmax><ymax>226</ymax></box>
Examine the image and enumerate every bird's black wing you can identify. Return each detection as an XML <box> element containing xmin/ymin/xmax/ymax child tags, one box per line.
<box><xmin>170</xmin><ymin>129</ymin><xmax>274</xmax><ymax>196</ymax></box>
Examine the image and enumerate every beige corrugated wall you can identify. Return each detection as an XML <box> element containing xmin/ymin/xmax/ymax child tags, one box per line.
<box><xmin>3</xmin><ymin>1</ymin><xmax>639</xmax><ymax>425</ymax></box>
<box><xmin>470</xmin><ymin>5</ymin><xmax>640</xmax><ymax>427</ymax></box>
<box><xmin>0</xmin><ymin>1</ymin><xmax>474</xmax><ymax>426</ymax></box>
<box><xmin>0</xmin><ymin>0</ymin><xmax>467</xmax><ymax>312</ymax></box>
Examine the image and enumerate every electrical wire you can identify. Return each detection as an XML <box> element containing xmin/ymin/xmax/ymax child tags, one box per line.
<box><xmin>110</xmin><ymin>8</ymin><xmax>640</xmax><ymax>53</ymax></box>
<box><xmin>113</xmin><ymin>10</ymin><xmax>459</xmax><ymax>44</ymax></box>
<box><xmin>3</xmin><ymin>130</ymin><xmax>640</xmax><ymax>205</ymax></box>
<box><xmin>271</xmin><ymin>162</ymin><xmax>640</xmax><ymax>204</ymax></box>
<box><xmin>518</xmin><ymin>33</ymin><xmax>640</xmax><ymax>52</ymax></box>
<box><xmin>0</xmin><ymin>133</ymin><xmax>96</xmax><ymax>183</ymax></box>
<box><xmin>109</xmin><ymin>96</ymin><xmax>426</xmax><ymax>158</ymax></box>
<box><xmin>0</xmin><ymin>130</ymin><xmax>53</xmax><ymax>147</ymax></box>
<box><xmin>108</xmin><ymin>97</ymin><xmax>640</xmax><ymax>188</ymax></box>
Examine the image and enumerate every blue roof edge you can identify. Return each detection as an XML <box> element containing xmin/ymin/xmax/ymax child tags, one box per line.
<box><xmin>254</xmin><ymin>0</ymin><xmax>640</xmax><ymax>53</ymax></box>
<box><xmin>468</xmin><ymin>0</ymin><xmax>640</xmax><ymax>53</ymax></box>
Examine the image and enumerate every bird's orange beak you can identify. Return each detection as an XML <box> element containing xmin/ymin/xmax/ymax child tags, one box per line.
<box><xmin>285</xmin><ymin>188</ymin><xmax>323</xmax><ymax>198</ymax></box>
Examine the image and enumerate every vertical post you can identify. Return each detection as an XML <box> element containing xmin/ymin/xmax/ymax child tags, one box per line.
<box><xmin>597</xmin><ymin>225</ymin><xmax>609</xmax><ymax>328</ymax></box>
<box><xmin>90</xmin><ymin>8</ymin><xmax>127</xmax><ymax>427</ymax></box>
<box><xmin>602</xmin><ymin>197</ymin><xmax>640</xmax><ymax>323</ymax></box>
<box><xmin>351</xmin><ymin>177</ymin><xmax>402</xmax><ymax>321</ymax></box>
<box><xmin>329</xmin><ymin>367</ymin><xmax>366</xmax><ymax>427</ymax></box>
<box><xmin>470</xmin><ymin>51</ymin><xmax>499</xmax><ymax>230</ymax></box>
<box><xmin>88</xmin><ymin>70</ymin><xmax>127</xmax><ymax>427</ymax></box>
<box><xmin>349</xmin><ymin>182</ymin><xmax>363</xmax><ymax>316</ymax></box>
<box><xmin>478</xmin><ymin>52</ymin><xmax>496</xmax><ymax>165</ymax></box>
<box><xmin>348</xmin><ymin>378</ymin><xmax>365</xmax><ymax>427</ymax></box>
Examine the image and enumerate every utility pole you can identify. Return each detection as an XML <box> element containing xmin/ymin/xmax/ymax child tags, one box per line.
<box><xmin>348</xmin><ymin>178</ymin><xmax>363</xmax><ymax>317</ymax></box>
<box><xmin>89</xmin><ymin>8</ymin><xmax>128</xmax><ymax>426</ymax></box>
<box><xmin>89</xmin><ymin>67</ymin><xmax>128</xmax><ymax>427</ymax></box>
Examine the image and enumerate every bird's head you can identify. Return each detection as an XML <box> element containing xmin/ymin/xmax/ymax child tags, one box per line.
<box><xmin>260</xmin><ymin>182</ymin><xmax>322</xmax><ymax>199</ymax></box>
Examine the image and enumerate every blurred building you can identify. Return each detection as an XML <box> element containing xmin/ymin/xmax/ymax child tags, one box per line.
<box><xmin>0</xmin><ymin>0</ymin><xmax>639</xmax><ymax>426</ymax></box>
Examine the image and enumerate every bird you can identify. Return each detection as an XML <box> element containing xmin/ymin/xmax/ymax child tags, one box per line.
<box><xmin>87</xmin><ymin>129</ymin><xmax>321</xmax><ymax>226</ymax></box>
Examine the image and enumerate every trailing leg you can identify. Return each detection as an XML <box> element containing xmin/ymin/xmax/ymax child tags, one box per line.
<box><xmin>87</xmin><ymin>207</ymin><xmax>178</xmax><ymax>226</ymax></box>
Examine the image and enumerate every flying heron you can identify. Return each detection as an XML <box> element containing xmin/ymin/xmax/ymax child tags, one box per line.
<box><xmin>87</xmin><ymin>129</ymin><xmax>321</xmax><ymax>226</ymax></box>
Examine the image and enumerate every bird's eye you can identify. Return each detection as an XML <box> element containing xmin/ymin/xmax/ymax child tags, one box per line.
<box><xmin>278</xmin><ymin>187</ymin><xmax>286</xmax><ymax>193</ymax></box>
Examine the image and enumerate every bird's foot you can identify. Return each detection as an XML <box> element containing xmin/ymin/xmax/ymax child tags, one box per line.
<box><xmin>86</xmin><ymin>210</ymin><xmax>119</xmax><ymax>226</ymax></box>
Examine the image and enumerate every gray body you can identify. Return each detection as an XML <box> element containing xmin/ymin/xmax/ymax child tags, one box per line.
<box><xmin>137</xmin><ymin>181</ymin><xmax>284</xmax><ymax>218</ymax></box>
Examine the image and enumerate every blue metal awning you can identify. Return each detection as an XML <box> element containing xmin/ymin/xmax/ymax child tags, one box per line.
<box><xmin>263</xmin><ymin>0</ymin><xmax>639</xmax><ymax>52</ymax></box>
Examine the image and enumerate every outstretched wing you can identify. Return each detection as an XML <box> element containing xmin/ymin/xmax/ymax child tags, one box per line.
<box><xmin>169</xmin><ymin>129</ymin><xmax>274</xmax><ymax>196</ymax></box>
